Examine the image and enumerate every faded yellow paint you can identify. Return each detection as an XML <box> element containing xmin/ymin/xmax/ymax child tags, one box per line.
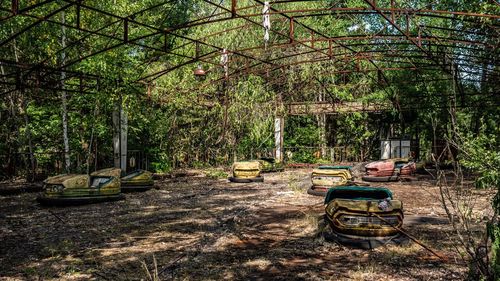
<box><xmin>311</xmin><ymin>168</ymin><xmax>352</xmax><ymax>187</ymax></box>
<box><xmin>232</xmin><ymin>161</ymin><xmax>261</xmax><ymax>178</ymax></box>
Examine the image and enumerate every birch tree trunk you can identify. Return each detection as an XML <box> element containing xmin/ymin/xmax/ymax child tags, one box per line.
<box><xmin>113</xmin><ymin>98</ymin><xmax>128</xmax><ymax>171</ymax></box>
<box><xmin>61</xmin><ymin>11</ymin><xmax>71</xmax><ymax>172</ymax></box>
<box><xmin>317</xmin><ymin>90</ymin><xmax>327</xmax><ymax>158</ymax></box>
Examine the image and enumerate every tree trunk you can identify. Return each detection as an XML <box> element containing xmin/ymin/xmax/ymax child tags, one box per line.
<box><xmin>317</xmin><ymin>90</ymin><xmax>327</xmax><ymax>158</ymax></box>
<box><xmin>61</xmin><ymin>11</ymin><xmax>71</xmax><ymax>172</ymax></box>
<box><xmin>113</xmin><ymin>98</ymin><xmax>127</xmax><ymax>172</ymax></box>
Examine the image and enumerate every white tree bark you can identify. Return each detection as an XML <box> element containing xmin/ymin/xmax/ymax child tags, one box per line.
<box><xmin>113</xmin><ymin>98</ymin><xmax>127</xmax><ymax>171</ymax></box>
<box><xmin>274</xmin><ymin>117</ymin><xmax>283</xmax><ymax>162</ymax></box>
<box><xmin>61</xmin><ymin>11</ymin><xmax>70</xmax><ymax>172</ymax></box>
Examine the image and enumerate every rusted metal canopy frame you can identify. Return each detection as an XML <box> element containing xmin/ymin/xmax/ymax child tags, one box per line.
<box><xmin>161</xmin><ymin>0</ymin><xmax>497</xmax><ymax>89</ymax></box>
<box><xmin>2</xmin><ymin>2</ymin><xmax>496</xmax><ymax>76</ymax></box>
<box><xmin>62</xmin><ymin>0</ymin><xmax>278</xmax><ymax>81</ymax></box>
<box><xmin>0</xmin><ymin>0</ymin><xmax>497</xmax><ymax>102</ymax></box>
<box><xmin>244</xmin><ymin>0</ymin><xmax>496</xmax><ymax>103</ymax></box>
<box><xmin>172</xmin><ymin>40</ymin><xmax>497</xmax><ymax>96</ymax></box>
<box><xmin>169</xmin><ymin>4</ymin><xmax>498</xmax><ymax>49</ymax></box>
<box><xmin>150</xmin><ymin>40</ymin><xmax>496</xmax><ymax>111</ymax></box>
<box><xmin>0</xmin><ymin>1</ymin><xmax>268</xmax><ymax>89</ymax></box>
<box><xmin>8</xmin><ymin>1</ymin><xmax>232</xmax><ymax>77</ymax></box>
<box><xmin>0</xmin><ymin>1</ymin><xmax>182</xmax><ymax>92</ymax></box>
<box><xmin>166</xmin><ymin>14</ymin><xmax>496</xmax><ymax>81</ymax></box>
<box><xmin>0</xmin><ymin>56</ymin><xmax>101</xmax><ymax>96</ymax></box>
<box><xmin>361</xmin><ymin>0</ymin><xmax>477</xmax><ymax>102</ymax></box>
<box><xmin>184</xmin><ymin>38</ymin><xmax>497</xmax><ymax>88</ymax></box>
<box><xmin>227</xmin><ymin>38</ymin><xmax>493</xmax><ymax>66</ymax></box>
<box><xmin>169</xmin><ymin>8</ymin><xmax>499</xmax><ymax>34</ymax></box>
<box><xmin>0</xmin><ymin>1</ymin><xmax>273</xmax><ymax>93</ymax></box>
<box><xmin>157</xmin><ymin>67</ymin><xmax>493</xmax><ymax>113</ymax></box>
<box><xmin>253</xmin><ymin>0</ymin><xmax>396</xmax><ymax>86</ymax></box>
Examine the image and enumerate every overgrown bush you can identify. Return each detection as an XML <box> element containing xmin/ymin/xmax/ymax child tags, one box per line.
<box><xmin>449</xmin><ymin>122</ymin><xmax>500</xmax><ymax>280</ymax></box>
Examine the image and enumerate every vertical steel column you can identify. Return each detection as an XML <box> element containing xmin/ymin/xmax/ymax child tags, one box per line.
<box><xmin>123</xmin><ymin>18</ymin><xmax>129</xmax><ymax>43</ymax></box>
<box><xmin>11</xmin><ymin>0</ymin><xmax>18</xmax><ymax>15</ymax></box>
<box><xmin>328</xmin><ymin>39</ymin><xmax>332</xmax><ymax>58</ymax></box>
<box><xmin>163</xmin><ymin>32</ymin><xmax>168</xmax><ymax>51</ymax></box>
<box><xmin>231</xmin><ymin>0</ymin><xmax>237</xmax><ymax>18</ymax></box>
<box><xmin>405</xmin><ymin>13</ymin><xmax>409</xmax><ymax>34</ymax></box>
<box><xmin>390</xmin><ymin>0</ymin><xmax>395</xmax><ymax>22</ymax></box>
<box><xmin>76</xmin><ymin>1</ymin><xmax>81</xmax><ymax>29</ymax></box>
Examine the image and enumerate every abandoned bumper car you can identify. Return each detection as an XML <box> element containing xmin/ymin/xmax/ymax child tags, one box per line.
<box><xmin>37</xmin><ymin>168</ymin><xmax>124</xmax><ymax>206</ymax></box>
<box><xmin>324</xmin><ymin>186</ymin><xmax>405</xmax><ymax>249</ymax></box>
<box><xmin>118</xmin><ymin>169</ymin><xmax>154</xmax><ymax>192</ymax></box>
<box><xmin>307</xmin><ymin>166</ymin><xmax>353</xmax><ymax>196</ymax></box>
<box><xmin>362</xmin><ymin>158</ymin><xmax>416</xmax><ymax>182</ymax></box>
<box><xmin>255</xmin><ymin>157</ymin><xmax>284</xmax><ymax>173</ymax></box>
<box><xmin>228</xmin><ymin>161</ymin><xmax>264</xmax><ymax>183</ymax></box>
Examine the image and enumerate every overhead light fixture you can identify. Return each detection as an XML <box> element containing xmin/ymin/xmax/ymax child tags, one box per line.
<box><xmin>193</xmin><ymin>64</ymin><xmax>206</xmax><ymax>79</ymax></box>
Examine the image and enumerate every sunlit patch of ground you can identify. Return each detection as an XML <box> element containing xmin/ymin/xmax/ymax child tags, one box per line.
<box><xmin>0</xmin><ymin>168</ymin><xmax>491</xmax><ymax>280</ymax></box>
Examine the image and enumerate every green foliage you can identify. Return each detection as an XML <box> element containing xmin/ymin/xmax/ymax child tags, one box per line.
<box><xmin>150</xmin><ymin>161</ymin><xmax>171</xmax><ymax>174</ymax></box>
<box><xmin>204</xmin><ymin>169</ymin><xmax>228</xmax><ymax>179</ymax></box>
<box><xmin>456</xmin><ymin>117</ymin><xmax>500</xmax><ymax>279</ymax></box>
<box><xmin>488</xmin><ymin>223</ymin><xmax>500</xmax><ymax>280</ymax></box>
<box><xmin>460</xmin><ymin>127</ymin><xmax>500</xmax><ymax>192</ymax></box>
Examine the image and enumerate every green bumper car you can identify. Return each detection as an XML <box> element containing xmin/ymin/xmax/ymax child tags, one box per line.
<box><xmin>118</xmin><ymin>169</ymin><xmax>154</xmax><ymax>192</ymax></box>
<box><xmin>37</xmin><ymin>168</ymin><xmax>124</xmax><ymax>206</ymax></box>
<box><xmin>324</xmin><ymin>186</ymin><xmax>405</xmax><ymax>249</ymax></box>
<box><xmin>255</xmin><ymin>157</ymin><xmax>284</xmax><ymax>173</ymax></box>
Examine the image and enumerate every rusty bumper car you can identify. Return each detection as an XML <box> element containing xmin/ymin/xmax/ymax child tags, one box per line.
<box><xmin>307</xmin><ymin>166</ymin><xmax>353</xmax><ymax>196</ymax></box>
<box><xmin>324</xmin><ymin>186</ymin><xmax>405</xmax><ymax>249</ymax></box>
<box><xmin>362</xmin><ymin>158</ymin><xmax>416</xmax><ymax>182</ymax></box>
<box><xmin>37</xmin><ymin>168</ymin><xmax>124</xmax><ymax>206</ymax></box>
<box><xmin>255</xmin><ymin>157</ymin><xmax>284</xmax><ymax>173</ymax></box>
<box><xmin>119</xmin><ymin>169</ymin><xmax>154</xmax><ymax>192</ymax></box>
<box><xmin>228</xmin><ymin>161</ymin><xmax>263</xmax><ymax>183</ymax></box>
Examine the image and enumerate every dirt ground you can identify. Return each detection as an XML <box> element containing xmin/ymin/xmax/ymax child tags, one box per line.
<box><xmin>0</xmin><ymin>168</ymin><xmax>495</xmax><ymax>280</ymax></box>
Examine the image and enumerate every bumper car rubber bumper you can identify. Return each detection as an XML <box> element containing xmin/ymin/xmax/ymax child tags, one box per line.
<box><xmin>228</xmin><ymin>176</ymin><xmax>264</xmax><ymax>183</ymax></box>
<box><xmin>120</xmin><ymin>183</ymin><xmax>154</xmax><ymax>192</ymax></box>
<box><xmin>362</xmin><ymin>175</ymin><xmax>399</xmax><ymax>182</ymax></box>
<box><xmin>324</xmin><ymin>229</ymin><xmax>407</xmax><ymax>249</ymax></box>
<box><xmin>307</xmin><ymin>186</ymin><xmax>329</xmax><ymax>197</ymax></box>
<box><xmin>37</xmin><ymin>194</ymin><xmax>125</xmax><ymax>206</ymax></box>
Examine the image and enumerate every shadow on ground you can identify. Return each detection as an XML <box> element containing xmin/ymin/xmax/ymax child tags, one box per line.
<box><xmin>0</xmin><ymin>170</ymin><xmax>469</xmax><ymax>280</ymax></box>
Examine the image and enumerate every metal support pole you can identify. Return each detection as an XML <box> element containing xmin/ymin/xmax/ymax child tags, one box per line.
<box><xmin>328</xmin><ymin>39</ymin><xmax>332</xmax><ymax>58</ymax></box>
<box><xmin>11</xmin><ymin>0</ymin><xmax>18</xmax><ymax>15</ymax></box>
<box><xmin>405</xmin><ymin>13</ymin><xmax>409</xmax><ymax>34</ymax></box>
<box><xmin>231</xmin><ymin>0</ymin><xmax>237</xmax><ymax>18</ymax></box>
<box><xmin>163</xmin><ymin>32</ymin><xmax>167</xmax><ymax>51</ymax></box>
<box><xmin>123</xmin><ymin>18</ymin><xmax>129</xmax><ymax>43</ymax></box>
<box><xmin>390</xmin><ymin>0</ymin><xmax>395</xmax><ymax>22</ymax></box>
<box><xmin>76</xmin><ymin>1</ymin><xmax>81</xmax><ymax>29</ymax></box>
